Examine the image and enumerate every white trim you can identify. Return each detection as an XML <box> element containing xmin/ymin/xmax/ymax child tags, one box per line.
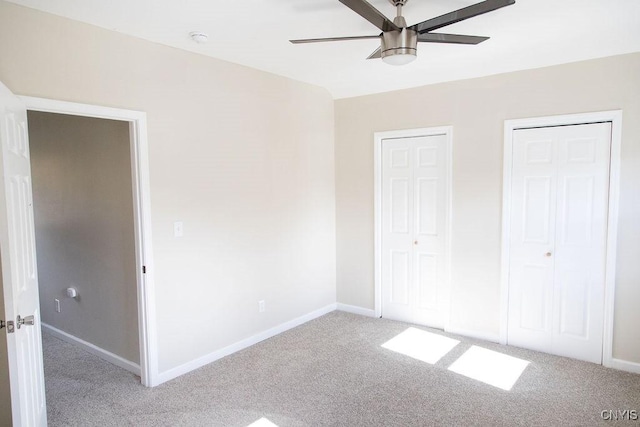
<box><xmin>42</xmin><ymin>323</ymin><xmax>140</xmax><ymax>375</ymax></box>
<box><xmin>336</xmin><ymin>303</ymin><xmax>376</xmax><ymax>318</ymax></box>
<box><xmin>373</xmin><ymin>126</ymin><xmax>453</xmax><ymax>328</ymax></box>
<box><xmin>20</xmin><ymin>96</ymin><xmax>158</xmax><ymax>387</ymax></box>
<box><xmin>444</xmin><ymin>130</ymin><xmax>453</xmax><ymax>331</ymax></box>
<box><xmin>156</xmin><ymin>304</ymin><xmax>337</xmax><ymax>385</ymax></box>
<box><xmin>374</xmin><ymin>131</ymin><xmax>383</xmax><ymax>318</ymax></box>
<box><xmin>499</xmin><ymin>120</ymin><xmax>514</xmax><ymax>346</ymax></box>
<box><xmin>19</xmin><ymin>97</ymin><xmax>146</xmax><ymax>122</ymax></box>
<box><xmin>445</xmin><ymin>326</ymin><xmax>500</xmax><ymax>344</ymax></box>
<box><xmin>500</xmin><ymin>110</ymin><xmax>622</xmax><ymax>367</ymax></box>
<box><xmin>609</xmin><ymin>358</ymin><xmax>640</xmax><ymax>375</ymax></box>
<box><xmin>602</xmin><ymin>114</ymin><xmax>623</xmax><ymax>369</ymax></box>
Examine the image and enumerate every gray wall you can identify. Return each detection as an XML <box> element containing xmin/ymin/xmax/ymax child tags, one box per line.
<box><xmin>0</xmin><ymin>262</ymin><xmax>12</xmax><ymax>426</ymax></box>
<box><xmin>28</xmin><ymin>111</ymin><xmax>139</xmax><ymax>364</ymax></box>
<box><xmin>335</xmin><ymin>52</ymin><xmax>640</xmax><ymax>364</ymax></box>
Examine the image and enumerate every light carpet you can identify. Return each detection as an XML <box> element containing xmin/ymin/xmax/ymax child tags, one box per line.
<box><xmin>42</xmin><ymin>311</ymin><xmax>640</xmax><ymax>426</ymax></box>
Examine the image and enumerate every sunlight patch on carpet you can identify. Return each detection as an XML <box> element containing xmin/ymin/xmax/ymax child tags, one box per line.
<box><xmin>448</xmin><ymin>345</ymin><xmax>530</xmax><ymax>391</ymax></box>
<box><xmin>246</xmin><ymin>418</ymin><xmax>279</xmax><ymax>427</ymax></box>
<box><xmin>381</xmin><ymin>327</ymin><xmax>460</xmax><ymax>364</ymax></box>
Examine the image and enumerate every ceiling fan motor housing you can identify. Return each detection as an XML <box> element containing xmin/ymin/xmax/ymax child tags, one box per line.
<box><xmin>381</xmin><ymin>15</ymin><xmax>417</xmax><ymax>61</ymax></box>
<box><xmin>381</xmin><ymin>29</ymin><xmax>417</xmax><ymax>59</ymax></box>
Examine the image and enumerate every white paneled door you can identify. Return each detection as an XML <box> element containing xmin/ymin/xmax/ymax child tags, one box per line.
<box><xmin>0</xmin><ymin>81</ymin><xmax>47</xmax><ymax>426</ymax></box>
<box><xmin>381</xmin><ymin>133</ymin><xmax>449</xmax><ymax>328</ymax></box>
<box><xmin>507</xmin><ymin>123</ymin><xmax>611</xmax><ymax>364</ymax></box>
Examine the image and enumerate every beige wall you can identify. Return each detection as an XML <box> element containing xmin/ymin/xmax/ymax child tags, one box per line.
<box><xmin>0</xmin><ymin>0</ymin><xmax>336</xmax><ymax>374</ymax></box>
<box><xmin>335</xmin><ymin>52</ymin><xmax>640</xmax><ymax>363</ymax></box>
<box><xmin>28</xmin><ymin>111</ymin><xmax>139</xmax><ymax>363</ymax></box>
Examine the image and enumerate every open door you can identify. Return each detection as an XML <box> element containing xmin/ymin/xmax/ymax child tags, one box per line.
<box><xmin>0</xmin><ymin>81</ymin><xmax>47</xmax><ymax>426</ymax></box>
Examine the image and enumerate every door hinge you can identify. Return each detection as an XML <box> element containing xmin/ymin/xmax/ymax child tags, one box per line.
<box><xmin>0</xmin><ymin>320</ymin><xmax>15</xmax><ymax>333</ymax></box>
<box><xmin>142</xmin><ymin>266</ymin><xmax>146</xmax><ymax>274</ymax></box>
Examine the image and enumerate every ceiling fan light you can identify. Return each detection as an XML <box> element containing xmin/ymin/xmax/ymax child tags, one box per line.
<box><xmin>381</xmin><ymin>27</ymin><xmax>418</xmax><ymax>66</ymax></box>
<box><xmin>382</xmin><ymin>52</ymin><xmax>416</xmax><ymax>66</ymax></box>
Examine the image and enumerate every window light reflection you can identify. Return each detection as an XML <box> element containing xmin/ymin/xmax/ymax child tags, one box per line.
<box><xmin>381</xmin><ymin>327</ymin><xmax>460</xmax><ymax>364</ymax></box>
<box><xmin>448</xmin><ymin>345</ymin><xmax>529</xmax><ymax>391</ymax></box>
<box><xmin>246</xmin><ymin>417</ymin><xmax>279</xmax><ymax>427</ymax></box>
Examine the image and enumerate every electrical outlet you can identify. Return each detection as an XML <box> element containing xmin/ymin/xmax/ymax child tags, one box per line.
<box><xmin>55</xmin><ymin>299</ymin><xmax>60</xmax><ymax>313</ymax></box>
<box><xmin>258</xmin><ymin>300</ymin><xmax>266</xmax><ymax>313</ymax></box>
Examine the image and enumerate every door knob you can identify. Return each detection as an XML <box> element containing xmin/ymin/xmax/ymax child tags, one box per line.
<box><xmin>545</xmin><ymin>252</ymin><xmax>552</xmax><ymax>257</ymax></box>
<box><xmin>414</xmin><ymin>240</ymin><xmax>418</xmax><ymax>245</ymax></box>
<box><xmin>16</xmin><ymin>315</ymin><xmax>35</xmax><ymax>329</ymax></box>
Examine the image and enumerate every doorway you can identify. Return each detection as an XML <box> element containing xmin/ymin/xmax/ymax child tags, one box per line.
<box><xmin>374</xmin><ymin>127</ymin><xmax>452</xmax><ymax>329</ymax></box>
<box><xmin>500</xmin><ymin>111</ymin><xmax>622</xmax><ymax>366</ymax></box>
<box><xmin>20</xmin><ymin>97</ymin><xmax>158</xmax><ymax>387</ymax></box>
<box><xmin>28</xmin><ymin>111</ymin><xmax>141</xmax><ymax>373</ymax></box>
<box><xmin>1</xmin><ymin>86</ymin><xmax>158</xmax><ymax>424</ymax></box>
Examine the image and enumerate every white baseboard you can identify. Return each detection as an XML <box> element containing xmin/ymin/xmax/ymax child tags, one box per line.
<box><xmin>336</xmin><ymin>303</ymin><xmax>376</xmax><ymax>318</ymax></box>
<box><xmin>41</xmin><ymin>322</ymin><xmax>140</xmax><ymax>375</ymax></box>
<box><xmin>156</xmin><ymin>303</ymin><xmax>337</xmax><ymax>385</ymax></box>
<box><xmin>608</xmin><ymin>358</ymin><xmax>640</xmax><ymax>375</ymax></box>
<box><xmin>445</xmin><ymin>326</ymin><xmax>500</xmax><ymax>344</ymax></box>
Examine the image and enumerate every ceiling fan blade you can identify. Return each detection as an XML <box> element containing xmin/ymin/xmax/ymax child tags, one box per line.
<box><xmin>409</xmin><ymin>0</ymin><xmax>515</xmax><ymax>34</ymax></box>
<box><xmin>366</xmin><ymin>46</ymin><xmax>382</xmax><ymax>59</ymax></box>
<box><xmin>417</xmin><ymin>33</ymin><xmax>489</xmax><ymax>45</ymax></box>
<box><xmin>339</xmin><ymin>0</ymin><xmax>400</xmax><ymax>32</ymax></box>
<box><xmin>290</xmin><ymin>35</ymin><xmax>380</xmax><ymax>44</ymax></box>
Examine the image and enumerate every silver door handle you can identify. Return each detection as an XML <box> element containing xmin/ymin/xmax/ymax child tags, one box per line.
<box><xmin>545</xmin><ymin>252</ymin><xmax>552</xmax><ymax>257</ymax></box>
<box><xmin>17</xmin><ymin>315</ymin><xmax>35</xmax><ymax>329</ymax></box>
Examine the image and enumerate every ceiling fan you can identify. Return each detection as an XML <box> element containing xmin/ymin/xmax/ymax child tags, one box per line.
<box><xmin>290</xmin><ymin>0</ymin><xmax>516</xmax><ymax>65</ymax></box>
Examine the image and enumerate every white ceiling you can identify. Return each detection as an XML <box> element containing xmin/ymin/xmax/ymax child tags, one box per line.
<box><xmin>7</xmin><ymin>0</ymin><xmax>640</xmax><ymax>98</ymax></box>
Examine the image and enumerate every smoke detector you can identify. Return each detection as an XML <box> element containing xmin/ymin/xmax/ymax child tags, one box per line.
<box><xmin>189</xmin><ymin>32</ymin><xmax>209</xmax><ymax>44</ymax></box>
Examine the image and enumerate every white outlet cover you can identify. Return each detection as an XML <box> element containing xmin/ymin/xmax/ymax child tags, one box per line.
<box><xmin>173</xmin><ymin>221</ymin><xmax>183</xmax><ymax>237</ymax></box>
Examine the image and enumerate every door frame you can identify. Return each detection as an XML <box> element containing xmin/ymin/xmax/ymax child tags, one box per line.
<box><xmin>374</xmin><ymin>126</ymin><xmax>453</xmax><ymax>327</ymax></box>
<box><xmin>20</xmin><ymin>96</ymin><xmax>159</xmax><ymax>386</ymax></box>
<box><xmin>500</xmin><ymin>110</ymin><xmax>622</xmax><ymax>368</ymax></box>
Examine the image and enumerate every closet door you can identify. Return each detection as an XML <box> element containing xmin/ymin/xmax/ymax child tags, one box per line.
<box><xmin>381</xmin><ymin>138</ymin><xmax>414</xmax><ymax>324</ymax></box>
<box><xmin>381</xmin><ymin>134</ymin><xmax>449</xmax><ymax>328</ymax></box>
<box><xmin>507</xmin><ymin>123</ymin><xmax>611</xmax><ymax>363</ymax></box>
